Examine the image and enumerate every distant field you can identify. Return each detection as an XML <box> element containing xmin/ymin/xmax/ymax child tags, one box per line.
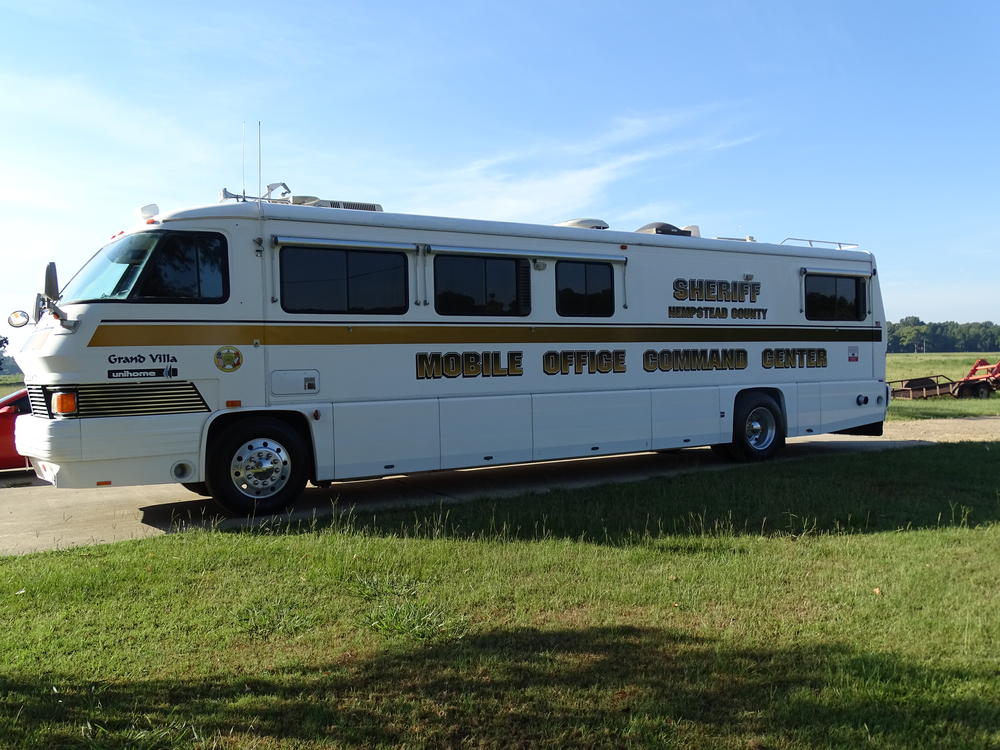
<box><xmin>0</xmin><ymin>374</ymin><xmax>24</xmax><ymax>398</ymax></box>
<box><xmin>886</xmin><ymin>352</ymin><xmax>1000</xmax><ymax>421</ymax></box>
<box><xmin>886</xmin><ymin>352</ymin><xmax>1000</xmax><ymax>383</ymax></box>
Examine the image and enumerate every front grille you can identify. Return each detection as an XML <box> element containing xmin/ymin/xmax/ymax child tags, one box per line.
<box><xmin>27</xmin><ymin>386</ymin><xmax>48</xmax><ymax>418</ymax></box>
<box><xmin>27</xmin><ymin>382</ymin><xmax>209</xmax><ymax>419</ymax></box>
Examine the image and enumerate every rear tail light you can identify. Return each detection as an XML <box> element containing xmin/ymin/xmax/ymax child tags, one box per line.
<box><xmin>52</xmin><ymin>392</ymin><xmax>78</xmax><ymax>415</ymax></box>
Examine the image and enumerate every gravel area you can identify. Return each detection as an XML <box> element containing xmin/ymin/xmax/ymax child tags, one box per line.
<box><xmin>882</xmin><ymin>416</ymin><xmax>1000</xmax><ymax>442</ymax></box>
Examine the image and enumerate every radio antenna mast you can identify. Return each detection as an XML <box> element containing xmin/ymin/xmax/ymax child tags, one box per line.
<box><xmin>241</xmin><ymin>121</ymin><xmax>246</xmax><ymax>199</ymax></box>
<box><xmin>257</xmin><ymin>121</ymin><xmax>262</xmax><ymax>203</ymax></box>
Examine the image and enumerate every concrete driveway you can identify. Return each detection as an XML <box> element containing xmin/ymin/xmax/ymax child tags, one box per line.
<box><xmin>0</xmin><ymin>428</ymin><xmax>948</xmax><ymax>556</ymax></box>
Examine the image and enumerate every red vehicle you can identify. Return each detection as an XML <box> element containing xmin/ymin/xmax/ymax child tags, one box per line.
<box><xmin>0</xmin><ymin>389</ymin><xmax>31</xmax><ymax>470</ymax></box>
<box><xmin>953</xmin><ymin>358</ymin><xmax>1000</xmax><ymax>399</ymax></box>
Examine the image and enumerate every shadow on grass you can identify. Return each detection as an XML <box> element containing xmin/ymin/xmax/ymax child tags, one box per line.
<box><xmin>2</xmin><ymin>626</ymin><xmax>996</xmax><ymax>748</ymax></box>
<box><xmin>237</xmin><ymin>442</ymin><xmax>1000</xmax><ymax>544</ymax></box>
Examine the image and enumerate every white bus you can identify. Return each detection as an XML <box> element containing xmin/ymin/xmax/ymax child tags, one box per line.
<box><xmin>11</xmin><ymin>189</ymin><xmax>888</xmax><ymax>515</ymax></box>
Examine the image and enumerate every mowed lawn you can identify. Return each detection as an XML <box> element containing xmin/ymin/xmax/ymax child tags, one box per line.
<box><xmin>1</xmin><ymin>442</ymin><xmax>999</xmax><ymax>749</ymax></box>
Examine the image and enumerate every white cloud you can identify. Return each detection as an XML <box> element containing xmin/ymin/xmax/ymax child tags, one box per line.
<box><xmin>0</xmin><ymin>71</ymin><xmax>217</xmax><ymax>159</ymax></box>
<box><xmin>350</xmin><ymin>116</ymin><xmax>757</xmax><ymax>225</ymax></box>
<box><xmin>400</xmin><ymin>157</ymin><xmax>639</xmax><ymax>224</ymax></box>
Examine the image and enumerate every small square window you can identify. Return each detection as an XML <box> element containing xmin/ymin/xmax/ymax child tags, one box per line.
<box><xmin>556</xmin><ymin>261</ymin><xmax>614</xmax><ymax>317</ymax></box>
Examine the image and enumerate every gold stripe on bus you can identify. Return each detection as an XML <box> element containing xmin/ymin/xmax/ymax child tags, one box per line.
<box><xmin>88</xmin><ymin>324</ymin><xmax>265</xmax><ymax>347</ymax></box>
<box><xmin>89</xmin><ymin>323</ymin><xmax>882</xmax><ymax>347</ymax></box>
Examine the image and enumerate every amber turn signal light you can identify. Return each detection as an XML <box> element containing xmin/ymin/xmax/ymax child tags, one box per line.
<box><xmin>52</xmin><ymin>392</ymin><xmax>78</xmax><ymax>415</ymax></box>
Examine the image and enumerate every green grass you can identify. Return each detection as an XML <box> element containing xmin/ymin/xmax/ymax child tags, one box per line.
<box><xmin>0</xmin><ymin>374</ymin><xmax>24</xmax><ymax>398</ymax></box>
<box><xmin>1</xmin><ymin>443</ymin><xmax>998</xmax><ymax>748</ymax></box>
<box><xmin>887</xmin><ymin>352</ymin><xmax>1000</xmax><ymax>421</ymax></box>
<box><xmin>886</xmin><ymin>352</ymin><xmax>1000</xmax><ymax>382</ymax></box>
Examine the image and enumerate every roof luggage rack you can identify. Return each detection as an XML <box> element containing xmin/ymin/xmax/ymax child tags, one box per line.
<box><xmin>220</xmin><ymin>184</ymin><xmax>383</xmax><ymax>212</ymax></box>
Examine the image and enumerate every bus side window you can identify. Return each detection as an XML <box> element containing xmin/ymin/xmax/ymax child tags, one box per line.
<box><xmin>132</xmin><ymin>232</ymin><xmax>228</xmax><ymax>302</ymax></box>
<box><xmin>280</xmin><ymin>246</ymin><xmax>407</xmax><ymax>314</ymax></box>
<box><xmin>434</xmin><ymin>255</ymin><xmax>531</xmax><ymax>316</ymax></box>
<box><xmin>804</xmin><ymin>274</ymin><xmax>866</xmax><ymax>321</ymax></box>
<box><xmin>556</xmin><ymin>261</ymin><xmax>614</xmax><ymax>317</ymax></box>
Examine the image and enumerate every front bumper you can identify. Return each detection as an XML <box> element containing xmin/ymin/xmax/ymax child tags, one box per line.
<box><xmin>15</xmin><ymin>413</ymin><xmax>207</xmax><ymax>488</ymax></box>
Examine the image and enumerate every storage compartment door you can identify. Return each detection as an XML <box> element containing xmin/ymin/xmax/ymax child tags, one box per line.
<box><xmin>650</xmin><ymin>387</ymin><xmax>722</xmax><ymax>450</ymax></box>
<box><xmin>532</xmin><ymin>390</ymin><xmax>650</xmax><ymax>461</ymax></box>
<box><xmin>440</xmin><ymin>395</ymin><xmax>532</xmax><ymax>469</ymax></box>
<box><xmin>333</xmin><ymin>399</ymin><xmax>440</xmax><ymax>478</ymax></box>
<box><xmin>796</xmin><ymin>383</ymin><xmax>822</xmax><ymax>435</ymax></box>
<box><xmin>821</xmin><ymin>380</ymin><xmax>884</xmax><ymax>432</ymax></box>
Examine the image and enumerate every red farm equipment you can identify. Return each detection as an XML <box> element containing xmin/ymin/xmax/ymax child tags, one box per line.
<box><xmin>889</xmin><ymin>357</ymin><xmax>1000</xmax><ymax>400</ymax></box>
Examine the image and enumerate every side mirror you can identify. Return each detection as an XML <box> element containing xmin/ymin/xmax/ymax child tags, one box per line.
<box><xmin>44</xmin><ymin>262</ymin><xmax>59</xmax><ymax>302</ymax></box>
<box><xmin>7</xmin><ymin>310</ymin><xmax>28</xmax><ymax>328</ymax></box>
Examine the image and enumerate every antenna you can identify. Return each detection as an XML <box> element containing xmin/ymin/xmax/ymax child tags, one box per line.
<box><xmin>241</xmin><ymin>121</ymin><xmax>246</xmax><ymax>199</ymax></box>
<box><xmin>257</xmin><ymin>121</ymin><xmax>262</xmax><ymax>204</ymax></box>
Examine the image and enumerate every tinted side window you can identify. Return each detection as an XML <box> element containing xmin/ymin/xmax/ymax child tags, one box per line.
<box><xmin>434</xmin><ymin>255</ymin><xmax>531</xmax><ymax>316</ymax></box>
<box><xmin>556</xmin><ymin>261</ymin><xmax>614</xmax><ymax>317</ymax></box>
<box><xmin>131</xmin><ymin>232</ymin><xmax>228</xmax><ymax>302</ymax></box>
<box><xmin>805</xmin><ymin>275</ymin><xmax>866</xmax><ymax>321</ymax></box>
<box><xmin>281</xmin><ymin>247</ymin><xmax>407</xmax><ymax>314</ymax></box>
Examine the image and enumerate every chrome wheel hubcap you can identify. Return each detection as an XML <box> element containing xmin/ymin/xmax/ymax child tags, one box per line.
<box><xmin>229</xmin><ymin>438</ymin><xmax>290</xmax><ymax>498</ymax></box>
<box><xmin>745</xmin><ymin>407</ymin><xmax>776</xmax><ymax>451</ymax></box>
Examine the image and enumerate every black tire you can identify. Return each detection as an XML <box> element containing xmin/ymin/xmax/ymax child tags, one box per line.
<box><xmin>180</xmin><ymin>481</ymin><xmax>211</xmax><ymax>496</ymax></box>
<box><xmin>206</xmin><ymin>417</ymin><xmax>308</xmax><ymax>516</ymax></box>
<box><xmin>974</xmin><ymin>382</ymin><xmax>992</xmax><ymax>399</ymax></box>
<box><xmin>729</xmin><ymin>393</ymin><xmax>785</xmax><ymax>462</ymax></box>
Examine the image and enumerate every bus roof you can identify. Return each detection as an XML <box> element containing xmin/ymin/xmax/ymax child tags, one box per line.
<box><xmin>160</xmin><ymin>200</ymin><xmax>873</xmax><ymax>263</ymax></box>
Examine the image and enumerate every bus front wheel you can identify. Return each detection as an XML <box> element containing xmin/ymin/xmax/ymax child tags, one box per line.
<box><xmin>207</xmin><ymin>418</ymin><xmax>307</xmax><ymax>516</ymax></box>
<box><xmin>180</xmin><ymin>482</ymin><xmax>210</xmax><ymax>496</ymax></box>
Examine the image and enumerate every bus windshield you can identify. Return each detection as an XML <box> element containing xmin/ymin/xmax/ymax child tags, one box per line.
<box><xmin>60</xmin><ymin>231</ymin><xmax>228</xmax><ymax>304</ymax></box>
<box><xmin>60</xmin><ymin>233</ymin><xmax>160</xmax><ymax>303</ymax></box>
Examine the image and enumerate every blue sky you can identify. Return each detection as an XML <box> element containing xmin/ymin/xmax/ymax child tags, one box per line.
<box><xmin>2</xmin><ymin>0</ymin><xmax>998</xmax><ymax>341</ymax></box>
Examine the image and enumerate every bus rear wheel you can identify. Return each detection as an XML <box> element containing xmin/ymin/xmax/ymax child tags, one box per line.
<box><xmin>729</xmin><ymin>393</ymin><xmax>785</xmax><ymax>462</ymax></box>
<box><xmin>207</xmin><ymin>418</ymin><xmax>307</xmax><ymax>516</ymax></box>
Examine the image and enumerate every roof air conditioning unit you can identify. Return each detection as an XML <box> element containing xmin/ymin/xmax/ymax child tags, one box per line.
<box><xmin>556</xmin><ymin>218</ymin><xmax>609</xmax><ymax>230</ymax></box>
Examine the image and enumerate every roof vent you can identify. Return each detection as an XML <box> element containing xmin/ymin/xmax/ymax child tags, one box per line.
<box><xmin>329</xmin><ymin>200</ymin><xmax>382</xmax><ymax>211</ymax></box>
<box><xmin>296</xmin><ymin>198</ymin><xmax>383</xmax><ymax>211</ymax></box>
<box><xmin>635</xmin><ymin>222</ymin><xmax>700</xmax><ymax>237</ymax></box>
<box><xmin>556</xmin><ymin>218</ymin><xmax>609</xmax><ymax>230</ymax></box>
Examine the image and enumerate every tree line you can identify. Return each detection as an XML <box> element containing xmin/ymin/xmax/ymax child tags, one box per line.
<box><xmin>887</xmin><ymin>318</ymin><xmax>1000</xmax><ymax>353</ymax></box>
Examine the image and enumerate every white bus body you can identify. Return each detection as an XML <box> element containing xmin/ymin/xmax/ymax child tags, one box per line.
<box><xmin>14</xmin><ymin>197</ymin><xmax>888</xmax><ymax>514</ymax></box>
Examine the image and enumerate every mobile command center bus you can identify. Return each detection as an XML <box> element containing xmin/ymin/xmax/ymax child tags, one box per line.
<box><xmin>11</xmin><ymin>188</ymin><xmax>888</xmax><ymax>515</ymax></box>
